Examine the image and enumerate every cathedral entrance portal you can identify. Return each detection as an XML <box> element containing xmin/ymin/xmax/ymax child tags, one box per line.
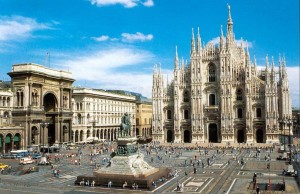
<box><xmin>184</xmin><ymin>130</ymin><xmax>191</xmax><ymax>143</ymax></box>
<box><xmin>256</xmin><ymin>129</ymin><xmax>264</xmax><ymax>143</ymax></box>
<box><xmin>208</xmin><ymin>124</ymin><xmax>218</xmax><ymax>143</ymax></box>
<box><xmin>167</xmin><ymin>130</ymin><xmax>173</xmax><ymax>143</ymax></box>
<box><xmin>237</xmin><ymin>129</ymin><xmax>246</xmax><ymax>143</ymax></box>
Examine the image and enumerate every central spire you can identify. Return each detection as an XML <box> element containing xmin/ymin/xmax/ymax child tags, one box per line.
<box><xmin>226</xmin><ymin>4</ymin><xmax>234</xmax><ymax>44</ymax></box>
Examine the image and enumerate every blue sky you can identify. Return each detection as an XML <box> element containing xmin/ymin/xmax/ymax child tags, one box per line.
<box><xmin>0</xmin><ymin>0</ymin><xmax>299</xmax><ymax>107</ymax></box>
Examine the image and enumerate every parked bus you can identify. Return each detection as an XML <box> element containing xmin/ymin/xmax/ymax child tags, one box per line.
<box><xmin>11</xmin><ymin>150</ymin><xmax>30</xmax><ymax>158</ymax></box>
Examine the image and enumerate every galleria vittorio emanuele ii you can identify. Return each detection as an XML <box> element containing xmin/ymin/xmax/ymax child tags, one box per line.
<box><xmin>152</xmin><ymin>5</ymin><xmax>293</xmax><ymax>144</ymax></box>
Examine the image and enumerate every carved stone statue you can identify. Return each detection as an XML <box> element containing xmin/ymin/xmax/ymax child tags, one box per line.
<box><xmin>119</xmin><ymin>112</ymin><xmax>131</xmax><ymax>137</ymax></box>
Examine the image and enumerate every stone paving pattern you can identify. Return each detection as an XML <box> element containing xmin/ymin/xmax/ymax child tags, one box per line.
<box><xmin>0</xmin><ymin>142</ymin><xmax>299</xmax><ymax>193</ymax></box>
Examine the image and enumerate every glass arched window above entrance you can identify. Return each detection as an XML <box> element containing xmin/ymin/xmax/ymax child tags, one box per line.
<box><xmin>184</xmin><ymin>110</ymin><xmax>189</xmax><ymax>119</ymax></box>
<box><xmin>167</xmin><ymin>110</ymin><xmax>172</xmax><ymax>120</ymax></box>
<box><xmin>208</xmin><ymin>63</ymin><xmax>216</xmax><ymax>82</ymax></box>
<box><xmin>209</xmin><ymin>94</ymin><xmax>216</xmax><ymax>106</ymax></box>
<box><xmin>256</xmin><ymin>108</ymin><xmax>262</xmax><ymax>118</ymax></box>
<box><xmin>183</xmin><ymin>91</ymin><xmax>189</xmax><ymax>102</ymax></box>
<box><xmin>236</xmin><ymin>89</ymin><xmax>243</xmax><ymax>101</ymax></box>
<box><xmin>237</xmin><ymin>108</ymin><xmax>243</xmax><ymax>118</ymax></box>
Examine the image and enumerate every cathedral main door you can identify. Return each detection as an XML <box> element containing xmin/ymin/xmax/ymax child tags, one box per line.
<box><xmin>256</xmin><ymin>129</ymin><xmax>264</xmax><ymax>143</ymax></box>
<box><xmin>184</xmin><ymin>130</ymin><xmax>191</xmax><ymax>143</ymax></box>
<box><xmin>167</xmin><ymin>130</ymin><xmax>173</xmax><ymax>143</ymax></box>
<box><xmin>237</xmin><ymin>129</ymin><xmax>246</xmax><ymax>143</ymax></box>
<box><xmin>208</xmin><ymin>124</ymin><xmax>218</xmax><ymax>143</ymax></box>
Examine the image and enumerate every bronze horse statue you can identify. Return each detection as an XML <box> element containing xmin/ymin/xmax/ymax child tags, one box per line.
<box><xmin>119</xmin><ymin>113</ymin><xmax>131</xmax><ymax>137</ymax></box>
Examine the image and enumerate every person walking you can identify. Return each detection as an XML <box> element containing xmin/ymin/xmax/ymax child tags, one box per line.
<box><xmin>108</xmin><ymin>181</ymin><xmax>112</xmax><ymax>188</ymax></box>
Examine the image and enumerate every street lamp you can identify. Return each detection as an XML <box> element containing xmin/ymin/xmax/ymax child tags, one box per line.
<box><xmin>279</xmin><ymin>119</ymin><xmax>287</xmax><ymax>152</ymax></box>
<box><xmin>279</xmin><ymin>116</ymin><xmax>296</xmax><ymax>164</ymax></box>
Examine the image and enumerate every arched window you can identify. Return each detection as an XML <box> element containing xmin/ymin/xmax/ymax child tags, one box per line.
<box><xmin>77</xmin><ymin>113</ymin><xmax>82</xmax><ymax>124</ymax></box>
<box><xmin>236</xmin><ymin>89</ymin><xmax>243</xmax><ymax>101</ymax></box>
<box><xmin>209</xmin><ymin>94</ymin><xmax>216</xmax><ymax>106</ymax></box>
<box><xmin>167</xmin><ymin>110</ymin><xmax>172</xmax><ymax>120</ymax></box>
<box><xmin>208</xmin><ymin>63</ymin><xmax>216</xmax><ymax>82</ymax></box>
<box><xmin>237</xmin><ymin>108</ymin><xmax>243</xmax><ymax>118</ymax></box>
<box><xmin>184</xmin><ymin>110</ymin><xmax>189</xmax><ymax>119</ymax></box>
<box><xmin>136</xmin><ymin>118</ymin><xmax>139</xmax><ymax>125</ymax></box>
<box><xmin>183</xmin><ymin>91</ymin><xmax>189</xmax><ymax>102</ymax></box>
<box><xmin>256</xmin><ymin>108</ymin><xmax>262</xmax><ymax>118</ymax></box>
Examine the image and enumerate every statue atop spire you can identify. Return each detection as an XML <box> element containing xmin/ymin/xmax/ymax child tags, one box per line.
<box><xmin>226</xmin><ymin>4</ymin><xmax>234</xmax><ymax>45</ymax></box>
<box><xmin>175</xmin><ymin>46</ymin><xmax>179</xmax><ymax>70</ymax></box>
<box><xmin>197</xmin><ymin>27</ymin><xmax>201</xmax><ymax>53</ymax></box>
<box><xmin>191</xmin><ymin>28</ymin><xmax>196</xmax><ymax>54</ymax></box>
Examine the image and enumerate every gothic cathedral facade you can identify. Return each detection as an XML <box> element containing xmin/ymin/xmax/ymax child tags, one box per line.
<box><xmin>152</xmin><ymin>5</ymin><xmax>292</xmax><ymax>144</ymax></box>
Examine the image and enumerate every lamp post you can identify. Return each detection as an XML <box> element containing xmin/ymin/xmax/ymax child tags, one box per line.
<box><xmin>279</xmin><ymin>119</ymin><xmax>287</xmax><ymax>152</ymax></box>
<box><xmin>279</xmin><ymin>117</ymin><xmax>295</xmax><ymax>164</ymax></box>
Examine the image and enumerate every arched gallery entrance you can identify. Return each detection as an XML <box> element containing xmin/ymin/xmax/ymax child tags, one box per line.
<box><xmin>43</xmin><ymin>93</ymin><xmax>57</xmax><ymax>145</ymax></box>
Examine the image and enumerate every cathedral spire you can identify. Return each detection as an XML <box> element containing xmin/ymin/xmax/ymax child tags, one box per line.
<box><xmin>191</xmin><ymin>28</ymin><xmax>196</xmax><ymax>54</ymax></box>
<box><xmin>197</xmin><ymin>27</ymin><xmax>202</xmax><ymax>53</ymax></box>
<box><xmin>220</xmin><ymin>25</ymin><xmax>225</xmax><ymax>49</ymax></box>
<box><xmin>226</xmin><ymin>4</ymin><xmax>234</xmax><ymax>43</ymax></box>
<box><xmin>175</xmin><ymin>46</ymin><xmax>179</xmax><ymax>70</ymax></box>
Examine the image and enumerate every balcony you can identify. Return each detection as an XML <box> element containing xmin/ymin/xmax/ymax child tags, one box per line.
<box><xmin>204</xmin><ymin>105</ymin><xmax>219</xmax><ymax>112</ymax></box>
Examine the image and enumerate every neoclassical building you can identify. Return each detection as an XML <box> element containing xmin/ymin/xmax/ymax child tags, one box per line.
<box><xmin>0</xmin><ymin>81</ymin><xmax>23</xmax><ymax>152</ymax></box>
<box><xmin>8</xmin><ymin>63</ymin><xmax>74</xmax><ymax>148</ymax></box>
<box><xmin>136</xmin><ymin>97</ymin><xmax>152</xmax><ymax>138</ymax></box>
<box><xmin>72</xmin><ymin>87</ymin><xmax>136</xmax><ymax>143</ymax></box>
<box><xmin>152</xmin><ymin>5</ymin><xmax>292</xmax><ymax>144</ymax></box>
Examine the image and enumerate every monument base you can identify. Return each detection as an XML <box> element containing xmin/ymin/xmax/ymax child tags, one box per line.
<box><xmin>75</xmin><ymin>137</ymin><xmax>170</xmax><ymax>189</ymax></box>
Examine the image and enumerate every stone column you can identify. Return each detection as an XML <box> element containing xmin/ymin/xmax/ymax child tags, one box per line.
<box><xmin>11</xmin><ymin>136</ymin><xmax>14</xmax><ymax>150</ymax></box>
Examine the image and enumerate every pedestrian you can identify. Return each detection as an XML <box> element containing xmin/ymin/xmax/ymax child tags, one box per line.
<box><xmin>256</xmin><ymin>186</ymin><xmax>260</xmax><ymax>194</ymax></box>
<box><xmin>194</xmin><ymin>167</ymin><xmax>197</xmax><ymax>174</ymax></box>
<box><xmin>108</xmin><ymin>181</ymin><xmax>112</xmax><ymax>188</ymax></box>
<box><xmin>91</xmin><ymin>180</ymin><xmax>95</xmax><ymax>187</ymax></box>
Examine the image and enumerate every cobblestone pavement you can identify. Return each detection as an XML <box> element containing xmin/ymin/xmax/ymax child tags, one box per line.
<box><xmin>0</xmin><ymin>143</ymin><xmax>299</xmax><ymax>194</ymax></box>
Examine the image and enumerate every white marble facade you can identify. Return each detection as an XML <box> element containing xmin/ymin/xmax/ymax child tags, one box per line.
<box><xmin>152</xmin><ymin>5</ymin><xmax>292</xmax><ymax>144</ymax></box>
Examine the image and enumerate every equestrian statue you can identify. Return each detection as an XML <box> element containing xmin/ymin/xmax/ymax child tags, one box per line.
<box><xmin>119</xmin><ymin>112</ymin><xmax>131</xmax><ymax>137</ymax></box>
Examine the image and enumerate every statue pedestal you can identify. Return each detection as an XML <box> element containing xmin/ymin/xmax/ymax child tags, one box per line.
<box><xmin>75</xmin><ymin>137</ymin><xmax>170</xmax><ymax>189</ymax></box>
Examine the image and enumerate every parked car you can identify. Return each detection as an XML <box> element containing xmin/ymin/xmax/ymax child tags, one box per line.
<box><xmin>20</xmin><ymin>157</ymin><xmax>35</xmax><ymax>165</ymax></box>
<box><xmin>32</xmin><ymin>153</ymin><xmax>42</xmax><ymax>159</ymax></box>
<box><xmin>276</xmin><ymin>155</ymin><xmax>287</xmax><ymax>160</ymax></box>
<box><xmin>0</xmin><ymin>163</ymin><xmax>9</xmax><ymax>170</ymax></box>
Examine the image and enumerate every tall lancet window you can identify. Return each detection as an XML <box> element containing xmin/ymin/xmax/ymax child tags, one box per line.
<box><xmin>183</xmin><ymin>91</ymin><xmax>189</xmax><ymax>102</ymax></box>
<box><xmin>236</xmin><ymin>89</ymin><xmax>243</xmax><ymax>101</ymax></box>
<box><xmin>208</xmin><ymin>63</ymin><xmax>216</xmax><ymax>82</ymax></box>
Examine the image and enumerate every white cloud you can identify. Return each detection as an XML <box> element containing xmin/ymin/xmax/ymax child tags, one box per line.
<box><xmin>91</xmin><ymin>35</ymin><xmax>110</xmax><ymax>42</ymax></box>
<box><xmin>143</xmin><ymin>0</ymin><xmax>154</xmax><ymax>7</ymax></box>
<box><xmin>54</xmin><ymin>46</ymin><xmax>155</xmax><ymax>97</ymax></box>
<box><xmin>90</xmin><ymin>0</ymin><xmax>154</xmax><ymax>8</ymax></box>
<box><xmin>286</xmin><ymin>66</ymin><xmax>300</xmax><ymax>108</ymax></box>
<box><xmin>121</xmin><ymin>32</ymin><xmax>153</xmax><ymax>42</ymax></box>
<box><xmin>208</xmin><ymin>37</ymin><xmax>253</xmax><ymax>48</ymax></box>
<box><xmin>0</xmin><ymin>15</ymin><xmax>51</xmax><ymax>42</ymax></box>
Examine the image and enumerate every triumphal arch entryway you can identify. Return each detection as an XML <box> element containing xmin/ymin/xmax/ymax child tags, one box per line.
<box><xmin>8</xmin><ymin>63</ymin><xmax>75</xmax><ymax>148</ymax></box>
